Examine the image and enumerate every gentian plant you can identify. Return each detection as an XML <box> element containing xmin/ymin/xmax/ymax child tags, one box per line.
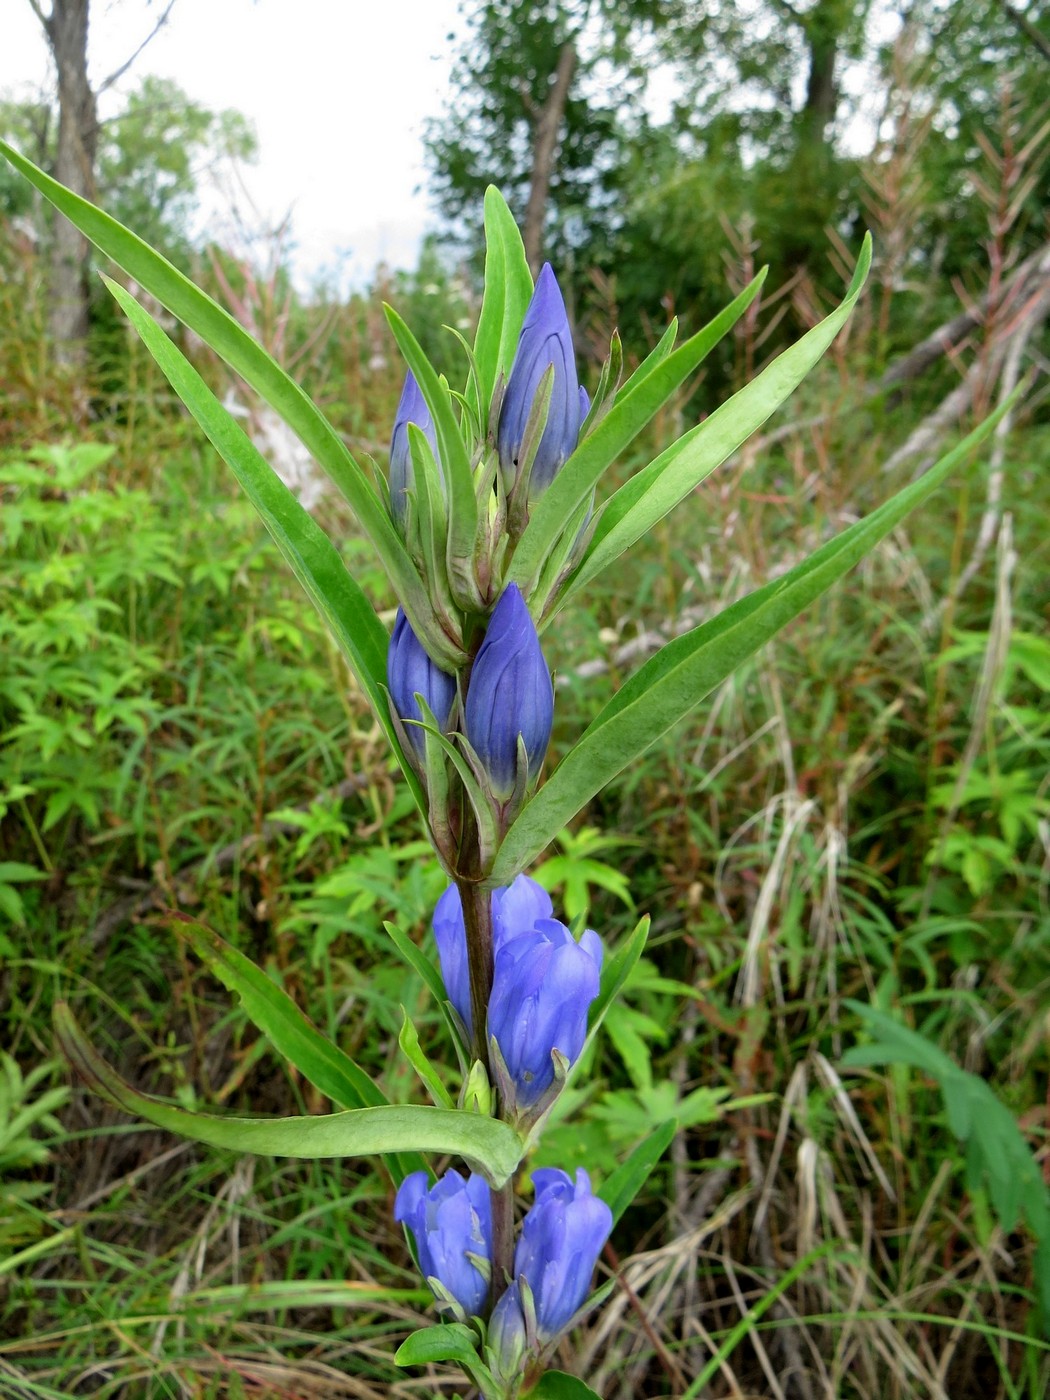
<box><xmin>0</xmin><ymin>136</ymin><xmax>1020</xmax><ymax>1397</ymax></box>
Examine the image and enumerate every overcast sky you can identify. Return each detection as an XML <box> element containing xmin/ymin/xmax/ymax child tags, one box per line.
<box><xmin>1</xmin><ymin>0</ymin><xmax>464</xmax><ymax>289</ymax></box>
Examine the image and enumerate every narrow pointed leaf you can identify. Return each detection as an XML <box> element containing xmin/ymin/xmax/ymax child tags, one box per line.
<box><xmin>101</xmin><ymin>278</ymin><xmax>424</xmax><ymax>813</ymax></box>
<box><xmin>472</xmin><ymin>186</ymin><xmax>534</xmax><ymax>429</ymax></box>
<box><xmin>0</xmin><ymin>143</ymin><xmax>455</xmax><ymax>665</ymax></box>
<box><xmin>599</xmin><ymin>1119</ymin><xmax>677</xmax><ymax>1225</ymax></box>
<box><xmin>179</xmin><ymin>916</ymin><xmax>385</xmax><ymax>1110</ymax></box>
<box><xmin>399</xmin><ymin>1009</ymin><xmax>456</xmax><ymax>1109</ymax></box>
<box><xmin>492</xmin><ymin>387</ymin><xmax>1019</xmax><ymax>879</ymax></box>
<box><xmin>384</xmin><ymin>920</ymin><xmax>449</xmax><ymax>1007</ymax></box>
<box><xmin>509</xmin><ymin>270</ymin><xmax>768</xmax><ymax>596</ymax></box>
<box><xmin>54</xmin><ymin>1003</ymin><xmax>525</xmax><ymax>1185</ymax></box>
<box><xmin>178</xmin><ymin>915</ymin><xmax>425</xmax><ymax>1185</ymax></box>
<box><xmin>562</xmin><ymin>238</ymin><xmax>872</xmax><ymax>607</ymax></box>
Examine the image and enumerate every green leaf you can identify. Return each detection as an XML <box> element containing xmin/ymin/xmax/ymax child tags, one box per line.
<box><xmin>176</xmin><ymin>915</ymin><xmax>425</xmax><ymax>1185</ymax></box>
<box><xmin>562</xmin><ymin>237</ymin><xmax>873</xmax><ymax>607</ymax></box>
<box><xmin>395</xmin><ymin>1322</ymin><xmax>481</xmax><ymax>1367</ymax></box>
<box><xmin>526</xmin><ymin>1372</ymin><xmax>604</xmax><ymax>1400</ymax></box>
<box><xmin>589</xmin><ymin>916</ymin><xmax>651</xmax><ymax>1047</ymax></box>
<box><xmin>399</xmin><ymin>1008</ymin><xmax>456</xmax><ymax>1109</ymax></box>
<box><xmin>472</xmin><ymin>186</ymin><xmax>533</xmax><ymax>428</ymax></box>
<box><xmin>53</xmin><ymin>1002</ymin><xmax>525</xmax><ymax>1186</ymax></box>
<box><xmin>491</xmin><ymin>385</ymin><xmax>1020</xmax><ymax>880</ymax></box>
<box><xmin>0</xmin><ymin>140</ymin><xmax>456</xmax><ymax>671</ymax></box>
<box><xmin>384</xmin><ymin>920</ymin><xmax>448</xmax><ymax>1008</ymax></box>
<box><xmin>99</xmin><ymin>276</ymin><xmax>425</xmax><ymax>817</ymax></box>
<box><xmin>509</xmin><ymin>270</ymin><xmax>767</xmax><ymax>598</ymax></box>
<box><xmin>179</xmin><ymin>916</ymin><xmax>388</xmax><ymax>1111</ymax></box>
<box><xmin>598</xmin><ymin>1119</ymin><xmax>677</xmax><ymax>1226</ymax></box>
<box><xmin>385</xmin><ymin>921</ymin><xmax>470</xmax><ymax>1065</ymax></box>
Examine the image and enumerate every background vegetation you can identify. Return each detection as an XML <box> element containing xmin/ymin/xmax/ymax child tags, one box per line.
<box><xmin>1</xmin><ymin>1</ymin><xmax>1048</xmax><ymax>1396</ymax></box>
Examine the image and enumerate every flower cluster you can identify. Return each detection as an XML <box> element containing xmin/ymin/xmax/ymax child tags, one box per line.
<box><xmin>435</xmin><ymin>874</ymin><xmax>602</xmax><ymax>1116</ymax></box>
<box><xmin>395</xmin><ymin>1167</ymin><xmax>612</xmax><ymax>1362</ymax></box>
<box><xmin>385</xmin><ymin>262</ymin><xmax>588</xmax><ymax>821</ymax></box>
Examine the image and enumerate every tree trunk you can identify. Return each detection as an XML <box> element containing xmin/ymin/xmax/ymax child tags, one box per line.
<box><xmin>522</xmin><ymin>42</ymin><xmax>576</xmax><ymax>275</ymax></box>
<box><xmin>800</xmin><ymin>0</ymin><xmax>840</xmax><ymax>145</ymax></box>
<box><xmin>43</xmin><ymin>0</ymin><xmax>98</xmax><ymax>369</ymax></box>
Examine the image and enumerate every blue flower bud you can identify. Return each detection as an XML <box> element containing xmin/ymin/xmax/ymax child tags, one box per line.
<box><xmin>389</xmin><ymin>370</ymin><xmax>441</xmax><ymax>529</ymax></box>
<box><xmin>497</xmin><ymin>263</ymin><xmax>582</xmax><ymax>497</ymax></box>
<box><xmin>514</xmin><ymin>1168</ymin><xmax>612</xmax><ymax>1342</ymax></box>
<box><xmin>488</xmin><ymin>919</ymin><xmax>602</xmax><ymax>1108</ymax></box>
<box><xmin>432</xmin><ymin>875</ymin><xmax>553</xmax><ymax>1036</ymax></box>
<box><xmin>387</xmin><ymin>608</ymin><xmax>457</xmax><ymax>758</ymax></box>
<box><xmin>487</xmin><ymin>1280</ymin><xmax>530</xmax><ymax>1380</ymax></box>
<box><xmin>394</xmin><ymin>1168</ymin><xmax>492</xmax><ymax>1317</ymax></box>
<box><xmin>463</xmin><ymin>584</ymin><xmax>553</xmax><ymax>799</ymax></box>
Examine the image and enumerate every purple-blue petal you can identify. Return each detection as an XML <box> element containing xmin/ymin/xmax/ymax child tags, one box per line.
<box><xmin>394</xmin><ymin>1168</ymin><xmax>493</xmax><ymax>1317</ymax></box>
<box><xmin>496</xmin><ymin>263</ymin><xmax>582</xmax><ymax>498</ymax></box>
<box><xmin>387</xmin><ymin>608</ymin><xmax>457</xmax><ymax>758</ymax></box>
<box><xmin>463</xmin><ymin>584</ymin><xmax>553</xmax><ymax>799</ymax></box>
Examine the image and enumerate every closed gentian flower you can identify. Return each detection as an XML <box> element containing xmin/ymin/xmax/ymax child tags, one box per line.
<box><xmin>514</xmin><ymin>1168</ymin><xmax>612</xmax><ymax>1342</ymax></box>
<box><xmin>497</xmin><ymin>263</ymin><xmax>582</xmax><ymax>497</ymax></box>
<box><xmin>387</xmin><ymin>608</ymin><xmax>457</xmax><ymax>759</ymax></box>
<box><xmin>487</xmin><ymin>1280</ymin><xmax>530</xmax><ymax>1380</ymax></box>
<box><xmin>463</xmin><ymin>584</ymin><xmax>553</xmax><ymax>800</ymax></box>
<box><xmin>389</xmin><ymin>370</ymin><xmax>440</xmax><ymax>529</ymax></box>
<box><xmin>394</xmin><ymin>1168</ymin><xmax>492</xmax><ymax>1317</ymax></box>
<box><xmin>488</xmin><ymin>919</ymin><xmax>603</xmax><ymax>1108</ymax></box>
<box><xmin>432</xmin><ymin>874</ymin><xmax>553</xmax><ymax>1035</ymax></box>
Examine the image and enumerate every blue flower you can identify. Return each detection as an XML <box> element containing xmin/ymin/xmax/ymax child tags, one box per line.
<box><xmin>513</xmin><ymin>1168</ymin><xmax>612</xmax><ymax>1342</ymax></box>
<box><xmin>497</xmin><ymin>263</ymin><xmax>583</xmax><ymax>498</ymax></box>
<box><xmin>487</xmin><ymin>1279</ymin><xmax>530</xmax><ymax>1380</ymax></box>
<box><xmin>387</xmin><ymin>608</ymin><xmax>457</xmax><ymax>759</ymax></box>
<box><xmin>389</xmin><ymin>370</ymin><xmax>440</xmax><ymax>529</ymax></box>
<box><xmin>463</xmin><ymin>584</ymin><xmax>553</xmax><ymax>799</ymax></box>
<box><xmin>432</xmin><ymin>875</ymin><xmax>553</xmax><ymax>1036</ymax></box>
<box><xmin>488</xmin><ymin>919</ymin><xmax>603</xmax><ymax>1108</ymax></box>
<box><xmin>394</xmin><ymin>1168</ymin><xmax>492</xmax><ymax>1317</ymax></box>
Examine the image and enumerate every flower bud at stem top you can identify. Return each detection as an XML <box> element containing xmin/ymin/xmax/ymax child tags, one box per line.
<box><xmin>497</xmin><ymin>263</ymin><xmax>582</xmax><ymax>500</ymax></box>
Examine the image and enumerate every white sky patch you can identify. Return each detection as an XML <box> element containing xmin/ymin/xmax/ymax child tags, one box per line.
<box><xmin>1</xmin><ymin>0</ymin><xmax>462</xmax><ymax>290</ymax></box>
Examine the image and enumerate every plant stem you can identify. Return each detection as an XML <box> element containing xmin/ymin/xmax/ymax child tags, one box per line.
<box><xmin>489</xmin><ymin>1175</ymin><xmax>515</xmax><ymax>1307</ymax></box>
<box><xmin>456</xmin><ymin>867</ymin><xmax>515</xmax><ymax>1303</ymax></box>
<box><xmin>458</xmin><ymin>877</ymin><xmax>494</xmax><ymax>1066</ymax></box>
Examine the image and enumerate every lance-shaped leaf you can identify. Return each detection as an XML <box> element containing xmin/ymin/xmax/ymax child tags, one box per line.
<box><xmin>101</xmin><ymin>278</ymin><xmax>425</xmax><ymax>815</ymax></box>
<box><xmin>507</xmin><ymin>269</ymin><xmax>768</xmax><ymax>597</ymax></box>
<box><xmin>559</xmin><ymin>238</ymin><xmax>874</xmax><ymax>611</ymax></box>
<box><xmin>0</xmin><ymin>143</ymin><xmax>460</xmax><ymax>668</ymax></box>
<box><xmin>598</xmin><ymin>1119</ymin><xmax>678</xmax><ymax>1226</ymax></box>
<box><xmin>471</xmin><ymin>186</ymin><xmax>534</xmax><ymax>432</ymax></box>
<box><xmin>54</xmin><ymin>1003</ymin><xmax>526</xmax><ymax>1186</ymax></box>
<box><xmin>491</xmin><ymin>387</ymin><xmax>1021</xmax><ymax>881</ymax></box>
<box><xmin>175</xmin><ymin>915</ymin><xmax>425</xmax><ymax>1186</ymax></box>
<box><xmin>384</xmin><ymin>306</ymin><xmax>480</xmax><ymax>609</ymax></box>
